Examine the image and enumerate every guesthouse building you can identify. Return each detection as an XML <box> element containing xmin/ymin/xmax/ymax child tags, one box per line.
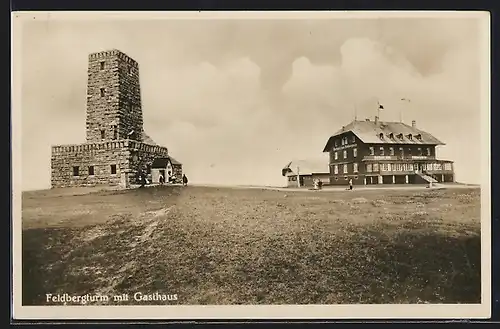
<box><xmin>322</xmin><ymin>117</ymin><xmax>455</xmax><ymax>185</ymax></box>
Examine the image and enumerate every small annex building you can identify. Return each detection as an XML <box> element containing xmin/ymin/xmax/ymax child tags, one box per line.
<box><xmin>282</xmin><ymin>159</ymin><xmax>330</xmax><ymax>188</ymax></box>
<box><xmin>151</xmin><ymin>157</ymin><xmax>183</xmax><ymax>184</ymax></box>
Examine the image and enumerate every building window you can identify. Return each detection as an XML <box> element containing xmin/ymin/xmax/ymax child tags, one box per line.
<box><xmin>415</xmin><ymin>134</ymin><xmax>422</xmax><ymax>140</ymax></box>
<box><xmin>389</xmin><ymin>133</ymin><xmax>394</xmax><ymax>139</ymax></box>
<box><xmin>395</xmin><ymin>163</ymin><xmax>401</xmax><ymax>171</ymax></box>
<box><xmin>379</xmin><ymin>133</ymin><xmax>384</xmax><ymax>140</ymax></box>
<box><xmin>379</xmin><ymin>147</ymin><xmax>385</xmax><ymax>156</ymax></box>
<box><xmin>444</xmin><ymin>163</ymin><xmax>452</xmax><ymax>171</ymax></box>
<box><xmin>100</xmin><ymin>88</ymin><xmax>105</xmax><ymax>97</ymax></box>
<box><xmin>389</xmin><ymin>147</ymin><xmax>394</xmax><ymax>156</ymax></box>
<box><xmin>334</xmin><ymin>140</ymin><xmax>338</xmax><ymax>147</ymax></box>
<box><xmin>343</xmin><ymin>150</ymin><xmax>347</xmax><ymax>159</ymax></box>
<box><xmin>353</xmin><ymin>163</ymin><xmax>358</xmax><ymax>173</ymax></box>
<box><xmin>369</xmin><ymin>147</ymin><xmax>374</xmax><ymax>155</ymax></box>
<box><xmin>387</xmin><ymin>163</ymin><xmax>392</xmax><ymax>171</ymax></box>
<box><xmin>100</xmin><ymin>61</ymin><xmax>105</xmax><ymax>70</ymax></box>
<box><xmin>334</xmin><ymin>152</ymin><xmax>338</xmax><ymax>160</ymax></box>
<box><xmin>366</xmin><ymin>163</ymin><xmax>373</xmax><ymax>172</ymax></box>
<box><xmin>334</xmin><ymin>165</ymin><xmax>338</xmax><ymax>174</ymax></box>
<box><xmin>88</xmin><ymin>166</ymin><xmax>95</xmax><ymax>176</ymax></box>
<box><xmin>418</xmin><ymin>147</ymin><xmax>423</xmax><ymax>156</ymax></box>
<box><xmin>427</xmin><ymin>148</ymin><xmax>431</xmax><ymax>156</ymax></box>
<box><xmin>408</xmin><ymin>134</ymin><xmax>413</xmax><ymax>140</ymax></box>
<box><xmin>408</xmin><ymin>148</ymin><xmax>412</xmax><ymax>156</ymax></box>
<box><xmin>113</xmin><ymin>126</ymin><xmax>118</xmax><ymax>140</ymax></box>
<box><xmin>381</xmin><ymin>163</ymin><xmax>388</xmax><ymax>171</ymax></box>
<box><xmin>353</xmin><ymin>148</ymin><xmax>357</xmax><ymax>157</ymax></box>
<box><xmin>373</xmin><ymin>163</ymin><xmax>379</xmax><ymax>172</ymax></box>
<box><xmin>351</xmin><ymin>135</ymin><xmax>356</xmax><ymax>143</ymax></box>
<box><xmin>400</xmin><ymin>147</ymin><xmax>404</xmax><ymax>157</ymax></box>
<box><xmin>128</xmin><ymin>66</ymin><xmax>132</xmax><ymax>74</ymax></box>
<box><xmin>110</xmin><ymin>164</ymin><xmax>117</xmax><ymax>175</ymax></box>
<box><xmin>72</xmin><ymin>166</ymin><xmax>79</xmax><ymax>177</ymax></box>
<box><xmin>101</xmin><ymin>129</ymin><xmax>105</xmax><ymax>139</ymax></box>
<box><xmin>335</xmin><ymin>176</ymin><xmax>338</xmax><ymax>181</ymax></box>
<box><xmin>343</xmin><ymin>164</ymin><xmax>348</xmax><ymax>174</ymax></box>
<box><xmin>344</xmin><ymin>176</ymin><xmax>348</xmax><ymax>180</ymax></box>
<box><xmin>354</xmin><ymin>176</ymin><xmax>358</xmax><ymax>180</ymax></box>
<box><xmin>397</xmin><ymin>133</ymin><xmax>403</xmax><ymax>140</ymax></box>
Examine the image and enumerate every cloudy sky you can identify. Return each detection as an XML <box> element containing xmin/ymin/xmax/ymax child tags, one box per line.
<box><xmin>16</xmin><ymin>12</ymin><xmax>487</xmax><ymax>190</ymax></box>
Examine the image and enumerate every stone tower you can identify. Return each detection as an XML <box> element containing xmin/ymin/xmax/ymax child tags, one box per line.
<box><xmin>85</xmin><ymin>49</ymin><xmax>144</xmax><ymax>143</ymax></box>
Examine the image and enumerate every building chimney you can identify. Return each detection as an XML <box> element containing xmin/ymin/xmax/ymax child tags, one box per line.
<box><xmin>412</xmin><ymin>120</ymin><xmax>416</xmax><ymax>128</ymax></box>
<box><xmin>374</xmin><ymin>116</ymin><xmax>379</xmax><ymax>124</ymax></box>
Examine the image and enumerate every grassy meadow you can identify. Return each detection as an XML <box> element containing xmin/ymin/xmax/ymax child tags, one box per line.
<box><xmin>21</xmin><ymin>185</ymin><xmax>481</xmax><ymax>305</ymax></box>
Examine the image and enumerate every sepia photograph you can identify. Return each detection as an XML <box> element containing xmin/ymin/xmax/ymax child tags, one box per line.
<box><xmin>12</xmin><ymin>11</ymin><xmax>490</xmax><ymax>320</ymax></box>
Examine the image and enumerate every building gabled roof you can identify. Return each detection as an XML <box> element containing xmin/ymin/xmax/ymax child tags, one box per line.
<box><xmin>282</xmin><ymin>159</ymin><xmax>329</xmax><ymax>176</ymax></box>
<box><xmin>151</xmin><ymin>156</ymin><xmax>182</xmax><ymax>168</ymax></box>
<box><xmin>322</xmin><ymin>119</ymin><xmax>445</xmax><ymax>152</ymax></box>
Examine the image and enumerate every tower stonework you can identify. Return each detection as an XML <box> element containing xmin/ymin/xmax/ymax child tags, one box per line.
<box><xmin>86</xmin><ymin>50</ymin><xmax>143</xmax><ymax>143</ymax></box>
<box><xmin>50</xmin><ymin>49</ymin><xmax>182</xmax><ymax>188</ymax></box>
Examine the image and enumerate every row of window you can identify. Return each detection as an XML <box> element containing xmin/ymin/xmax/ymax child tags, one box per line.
<box><xmin>333</xmin><ymin>146</ymin><xmax>433</xmax><ymax>160</ymax></box>
<box><xmin>333</xmin><ymin>163</ymin><xmax>359</xmax><ymax>174</ymax></box>
<box><xmin>334</xmin><ymin>148</ymin><xmax>357</xmax><ymax>160</ymax></box>
<box><xmin>72</xmin><ymin>165</ymin><xmax>117</xmax><ymax>177</ymax></box>
<box><xmin>334</xmin><ymin>135</ymin><xmax>356</xmax><ymax>147</ymax></box>
<box><xmin>333</xmin><ymin>162</ymin><xmax>452</xmax><ymax>174</ymax></box>
<box><xmin>333</xmin><ymin>132</ymin><xmax>423</xmax><ymax>148</ymax></box>
<box><xmin>365</xmin><ymin>162</ymin><xmax>452</xmax><ymax>173</ymax></box>
<box><xmin>368</xmin><ymin>146</ymin><xmax>431</xmax><ymax>157</ymax></box>
<box><xmin>378</xmin><ymin>132</ymin><xmax>422</xmax><ymax>141</ymax></box>
<box><xmin>333</xmin><ymin>176</ymin><xmax>359</xmax><ymax>181</ymax></box>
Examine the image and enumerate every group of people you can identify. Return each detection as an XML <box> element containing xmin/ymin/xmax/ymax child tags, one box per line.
<box><xmin>137</xmin><ymin>171</ymin><xmax>189</xmax><ymax>187</ymax></box>
<box><xmin>158</xmin><ymin>173</ymin><xmax>189</xmax><ymax>187</ymax></box>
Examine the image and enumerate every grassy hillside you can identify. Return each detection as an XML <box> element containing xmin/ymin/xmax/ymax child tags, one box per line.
<box><xmin>21</xmin><ymin>186</ymin><xmax>481</xmax><ymax>305</ymax></box>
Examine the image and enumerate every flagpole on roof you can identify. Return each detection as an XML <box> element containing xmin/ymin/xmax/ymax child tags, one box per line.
<box><xmin>377</xmin><ymin>100</ymin><xmax>384</xmax><ymax>121</ymax></box>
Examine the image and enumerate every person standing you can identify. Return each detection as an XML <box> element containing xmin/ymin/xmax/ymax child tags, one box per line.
<box><xmin>349</xmin><ymin>178</ymin><xmax>353</xmax><ymax>190</ymax></box>
<box><xmin>182</xmin><ymin>174</ymin><xmax>188</xmax><ymax>187</ymax></box>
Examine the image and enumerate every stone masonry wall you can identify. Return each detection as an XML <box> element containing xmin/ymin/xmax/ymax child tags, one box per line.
<box><xmin>117</xmin><ymin>52</ymin><xmax>143</xmax><ymax>142</ymax></box>
<box><xmin>86</xmin><ymin>50</ymin><xmax>143</xmax><ymax>143</ymax></box>
<box><xmin>127</xmin><ymin>141</ymin><xmax>169</xmax><ymax>183</ymax></box>
<box><xmin>172</xmin><ymin>164</ymin><xmax>183</xmax><ymax>184</ymax></box>
<box><xmin>51</xmin><ymin>140</ymin><xmax>172</xmax><ymax>187</ymax></box>
<box><xmin>51</xmin><ymin>141</ymin><xmax>131</xmax><ymax>188</ymax></box>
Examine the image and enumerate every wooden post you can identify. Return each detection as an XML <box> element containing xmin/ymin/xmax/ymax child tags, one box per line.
<box><xmin>297</xmin><ymin>166</ymin><xmax>301</xmax><ymax>188</ymax></box>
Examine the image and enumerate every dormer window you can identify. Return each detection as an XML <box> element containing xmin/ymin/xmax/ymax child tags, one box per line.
<box><xmin>407</xmin><ymin>134</ymin><xmax>413</xmax><ymax>140</ymax></box>
<box><xmin>397</xmin><ymin>133</ymin><xmax>403</xmax><ymax>140</ymax></box>
<box><xmin>379</xmin><ymin>133</ymin><xmax>384</xmax><ymax>140</ymax></box>
<box><xmin>389</xmin><ymin>133</ymin><xmax>394</xmax><ymax>139</ymax></box>
<box><xmin>415</xmin><ymin>134</ymin><xmax>422</xmax><ymax>140</ymax></box>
